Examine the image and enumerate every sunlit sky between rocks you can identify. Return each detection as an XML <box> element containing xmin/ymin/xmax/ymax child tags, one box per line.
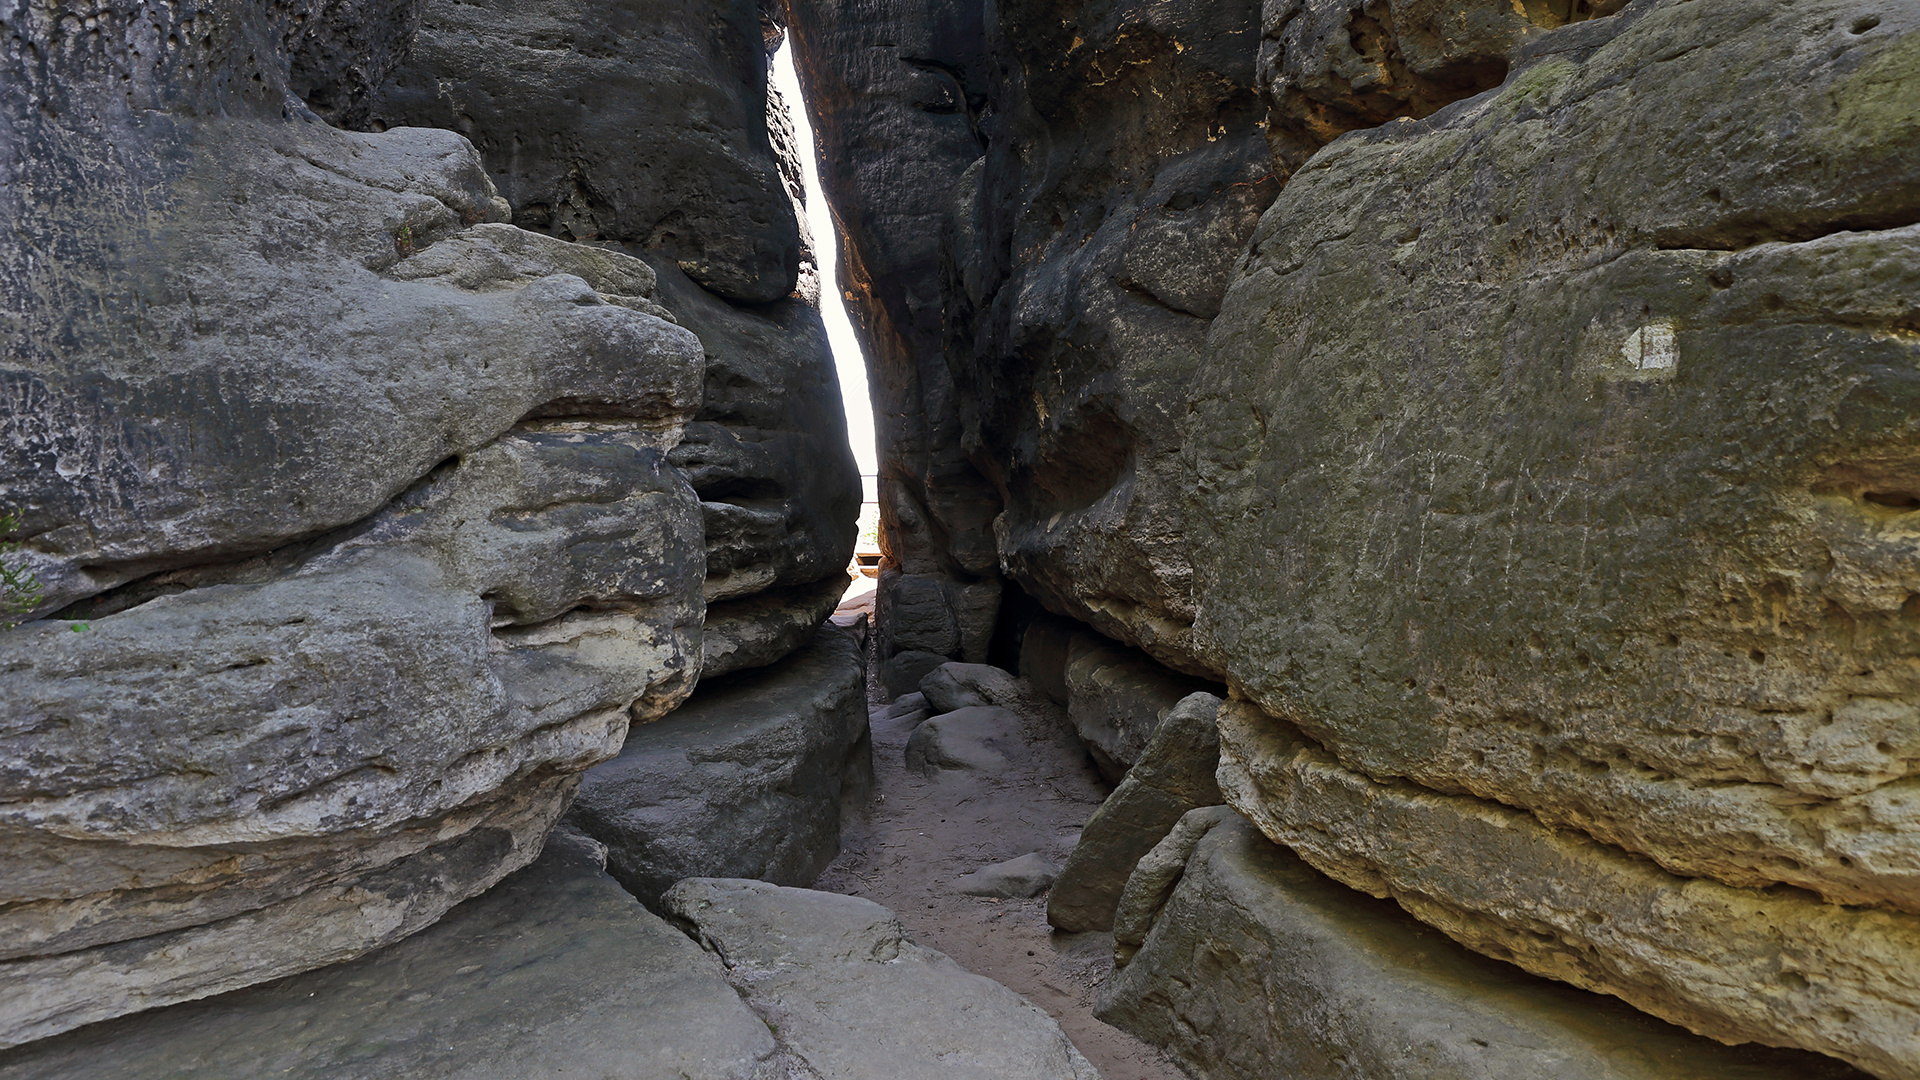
<box><xmin>772</xmin><ymin>42</ymin><xmax>880</xmax><ymax>487</ymax></box>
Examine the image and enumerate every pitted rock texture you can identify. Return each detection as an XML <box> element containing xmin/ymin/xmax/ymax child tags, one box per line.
<box><xmin>1099</xmin><ymin>808</ymin><xmax>1873</xmax><ymax>1080</ymax></box>
<box><xmin>663</xmin><ymin>878</ymin><xmax>1103</xmax><ymax>1080</ymax></box>
<box><xmin>369</xmin><ymin>0</ymin><xmax>803</xmax><ymax>303</ymax></box>
<box><xmin>0</xmin><ymin>833</ymin><xmax>784</xmax><ymax>1080</ymax></box>
<box><xmin>1218</xmin><ymin>701</ymin><xmax>1920</xmax><ymax>1080</ymax></box>
<box><xmin>565</xmin><ymin>627</ymin><xmax>871</xmax><ymax>908</ymax></box>
<box><xmin>1</xmin><ymin>1</ymin><xmax>704</xmax><ymax>1043</ymax></box>
<box><xmin>702</xmin><ymin>572</ymin><xmax>850</xmax><ymax>679</ymax></box>
<box><xmin>1256</xmin><ymin>0</ymin><xmax>1629</xmax><ymax>173</ymax></box>
<box><xmin>647</xmin><ymin>255</ymin><xmax>860</xmax><ymax>609</ymax></box>
<box><xmin>1192</xmin><ymin>0</ymin><xmax>1920</xmax><ymax>919</ymax></box>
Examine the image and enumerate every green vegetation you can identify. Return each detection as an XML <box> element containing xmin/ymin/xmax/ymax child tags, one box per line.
<box><xmin>0</xmin><ymin>511</ymin><xmax>43</xmax><ymax>630</ymax></box>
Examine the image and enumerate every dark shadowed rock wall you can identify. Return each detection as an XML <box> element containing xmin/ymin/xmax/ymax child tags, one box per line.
<box><xmin>788</xmin><ymin>0</ymin><xmax>1920</xmax><ymax>1075</ymax></box>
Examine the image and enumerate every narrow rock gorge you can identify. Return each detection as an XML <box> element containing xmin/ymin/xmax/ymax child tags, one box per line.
<box><xmin>2</xmin><ymin>0</ymin><xmax>1916</xmax><ymax>1077</ymax></box>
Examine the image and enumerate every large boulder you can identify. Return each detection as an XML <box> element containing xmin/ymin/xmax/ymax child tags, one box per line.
<box><xmin>1048</xmin><ymin>692</ymin><xmax>1223</xmax><ymax>931</ymax></box>
<box><xmin>1192</xmin><ymin>3</ymin><xmax>1920</xmax><ymax>1073</ymax></box>
<box><xmin>784</xmin><ymin>0</ymin><xmax>1007</xmax><ymax>678</ymax></box>
<box><xmin>663</xmin><ymin>878</ymin><xmax>1103</xmax><ymax>1080</ymax></box>
<box><xmin>1063</xmin><ymin>630</ymin><xmax>1220</xmax><ymax>780</ymax></box>
<box><xmin>0</xmin><ymin>833</ymin><xmax>784</xmax><ymax>1080</ymax></box>
<box><xmin>0</xmin><ymin>2</ymin><xmax>704</xmax><ymax>1044</ymax></box>
<box><xmin>369</xmin><ymin>1</ymin><xmax>860</xmax><ymax>661</ymax></box>
<box><xmin>702</xmin><ymin>572</ymin><xmax>850</xmax><ymax>679</ymax></box>
<box><xmin>565</xmin><ymin>627</ymin><xmax>871</xmax><ymax>907</ymax></box>
<box><xmin>368</xmin><ymin>0</ymin><xmax>802</xmax><ymax>302</ymax></box>
<box><xmin>1098</xmin><ymin>809</ymin><xmax>1870</xmax><ymax>1080</ymax></box>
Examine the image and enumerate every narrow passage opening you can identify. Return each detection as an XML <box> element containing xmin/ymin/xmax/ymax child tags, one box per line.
<box><xmin>771</xmin><ymin>41</ymin><xmax>881</xmax><ymax>604</ymax></box>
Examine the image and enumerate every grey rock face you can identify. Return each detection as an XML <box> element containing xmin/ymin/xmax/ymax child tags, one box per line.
<box><xmin>370</xmin><ymin>4</ymin><xmax>860</xmax><ymax>663</ymax></box>
<box><xmin>1219</xmin><ymin>701</ymin><xmax>1920</xmax><ymax>1080</ymax></box>
<box><xmin>882</xmin><ymin>647</ymin><xmax>953</xmax><ymax>698</ymax></box>
<box><xmin>955</xmin><ymin>852</ymin><xmax>1061</xmax><ymax>899</ymax></box>
<box><xmin>1190</xmin><ymin>3</ymin><xmax>1920</xmax><ymax>1072</ymax></box>
<box><xmin>566</xmin><ymin>627</ymin><xmax>871</xmax><ymax>907</ymax></box>
<box><xmin>1256</xmin><ymin>0</ymin><xmax>1627</xmax><ymax>173</ymax></box>
<box><xmin>648</xmin><ymin>256</ymin><xmax>860</xmax><ymax>609</ymax></box>
<box><xmin>1064</xmin><ymin>630</ymin><xmax>1220</xmax><ymax>781</ymax></box>
<box><xmin>1</xmin><ymin>2</ymin><xmax>705</xmax><ymax>1044</ymax></box>
<box><xmin>663</xmin><ymin>878</ymin><xmax>1103</xmax><ymax>1080</ymax></box>
<box><xmin>1098</xmin><ymin>809</ymin><xmax>1871</xmax><ymax>1080</ymax></box>
<box><xmin>904</xmin><ymin>707</ymin><xmax>1023</xmax><ymax>777</ymax></box>
<box><xmin>369</xmin><ymin>0</ymin><xmax>802</xmax><ymax>303</ymax></box>
<box><xmin>1049</xmin><ymin>692</ymin><xmax>1223</xmax><ymax>932</ymax></box>
<box><xmin>0</xmin><ymin>833</ymin><xmax>783</xmax><ymax>1080</ymax></box>
<box><xmin>785</xmin><ymin>0</ymin><xmax>1006</xmax><ymax>678</ymax></box>
<box><xmin>703</xmin><ymin>572</ymin><xmax>850</xmax><ymax>679</ymax></box>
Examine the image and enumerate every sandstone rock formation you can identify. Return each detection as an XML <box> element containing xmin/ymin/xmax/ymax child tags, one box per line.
<box><xmin>369</xmin><ymin>0</ymin><xmax>861</xmax><ymax>679</ymax></box>
<box><xmin>663</xmin><ymin>877</ymin><xmax>1103</xmax><ymax>1080</ymax></box>
<box><xmin>0</xmin><ymin>832</ymin><xmax>785</xmax><ymax>1080</ymax></box>
<box><xmin>1100</xmin><ymin>809</ymin><xmax>1874</xmax><ymax>1080</ymax></box>
<box><xmin>1</xmin><ymin>0</ymin><xmax>705</xmax><ymax>1044</ymax></box>
<box><xmin>1048</xmin><ymin>691</ymin><xmax>1222</xmax><ymax>931</ymax></box>
<box><xmin>565</xmin><ymin>627</ymin><xmax>871</xmax><ymax>907</ymax></box>
<box><xmin>791</xmin><ymin>0</ymin><xmax>1920</xmax><ymax>1074</ymax></box>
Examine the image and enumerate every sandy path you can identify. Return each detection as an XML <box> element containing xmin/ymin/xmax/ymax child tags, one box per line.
<box><xmin>813</xmin><ymin>638</ymin><xmax>1186</xmax><ymax>1080</ymax></box>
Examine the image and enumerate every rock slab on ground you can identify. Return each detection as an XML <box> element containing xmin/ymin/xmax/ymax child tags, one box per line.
<box><xmin>955</xmin><ymin>853</ymin><xmax>1061</xmax><ymax>899</ymax></box>
<box><xmin>664</xmin><ymin>878</ymin><xmax>1102</xmax><ymax>1080</ymax></box>
<box><xmin>566</xmin><ymin>626</ymin><xmax>871</xmax><ymax>907</ymax></box>
<box><xmin>0</xmin><ymin>833</ymin><xmax>781</xmax><ymax>1080</ymax></box>
<box><xmin>1098</xmin><ymin>809</ymin><xmax>1871</xmax><ymax>1080</ymax></box>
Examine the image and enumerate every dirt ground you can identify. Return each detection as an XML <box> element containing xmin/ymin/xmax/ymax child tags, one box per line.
<box><xmin>815</xmin><ymin>604</ymin><xmax>1187</xmax><ymax>1080</ymax></box>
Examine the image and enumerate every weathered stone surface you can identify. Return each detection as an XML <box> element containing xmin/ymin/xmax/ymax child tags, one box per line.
<box><xmin>1099</xmin><ymin>809</ymin><xmax>1871</xmax><ymax>1080</ymax></box>
<box><xmin>369</xmin><ymin>0</ymin><xmax>803</xmax><ymax>303</ymax></box>
<box><xmin>1</xmin><ymin>3</ymin><xmax>705</xmax><ymax>1043</ymax></box>
<box><xmin>1065</xmin><ymin>630</ymin><xmax>1219</xmax><ymax>780</ymax></box>
<box><xmin>1194</xmin><ymin>0</ymin><xmax>1920</xmax><ymax>920</ymax></box>
<box><xmin>882</xmin><ymin>647</ymin><xmax>952</xmax><ymax>698</ymax></box>
<box><xmin>648</xmin><ymin>256</ymin><xmax>860</xmax><ymax>606</ymax></box>
<box><xmin>1218</xmin><ymin>701</ymin><xmax>1920</xmax><ymax>1080</ymax></box>
<box><xmin>0</xmin><ymin>832</ymin><xmax>782</xmax><ymax>1080</ymax></box>
<box><xmin>2</xmin><ymin>52</ymin><xmax>702</xmax><ymax>616</ymax></box>
<box><xmin>703</xmin><ymin>572</ymin><xmax>849</xmax><ymax>679</ymax></box>
<box><xmin>370</xmin><ymin>2</ymin><xmax>861</xmax><ymax>614</ymax></box>
<box><xmin>904</xmin><ymin>707</ymin><xmax>1023</xmax><ymax>777</ymax></box>
<box><xmin>566</xmin><ymin>627</ymin><xmax>871</xmax><ymax>907</ymax></box>
<box><xmin>1019</xmin><ymin>612</ymin><xmax>1077</xmax><ymax>706</ymax></box>
<box><xmin>955</xmin><ymin>852</ymin><xmax>1061</xmax><ymax>899</ymax></box>
<box><xmin>1049</xmin><ymin>692</ymin><xmax>1222</xmax><ymax>932</ymax></box>
<box><xmin>663</xmin><ymin>878</ymin><xmax>1102</xmax><ymax>1080</ymax></box>
<box><xmin>785</xmin><ymin>0</ymin><xmax>1006</xmax><ymax>678</ymax></box>
<box><xmin>1255</xmin><ymin>0</ymin><xmax>1627</xmax><ymax>173</ymax></box>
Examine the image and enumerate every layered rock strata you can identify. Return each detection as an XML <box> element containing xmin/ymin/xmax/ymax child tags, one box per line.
<box><xmin>2</xmin><ymin>0</ymin><xmax>704</xmax><ymax>1044</ymax></box>
<box><xmin>565</xmin><ymin>627</ymin><xmax>871</xmax><ymax>907</ymax></box>
<box><xmin>1099</xmin><ymin>808</ymin><xmax>1874</xmax><ymax>1080</ymax></box>
<box><xmin>0</xmin><ymin>833</ymin><xmax>784</xmax><ymax>1080</ymax></box>
<box><xmin>1219</xmin><ymin>701</ymin><xmax>1920</xmax><ymax>1079</ymax></box>
<box><xmin>794</xmin><ymin>0</ymin><xmax>1920</xmax><ymax>1073</ymax></box>
<box><xmin>1048</xmin><ymin>691</ymin><xmax>1223</xmax><ymax>932</ymax></box>
<box><xmin>369</xmin><ymin>0</ymin><xmax>861</xmax><ymax>676</ymax></box>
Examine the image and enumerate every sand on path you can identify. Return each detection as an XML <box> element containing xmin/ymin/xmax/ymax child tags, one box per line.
<box><xmin>813</xmin><ymin>645</ymin><xmax>1187</xmax><ymax>1080</ymax></box>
